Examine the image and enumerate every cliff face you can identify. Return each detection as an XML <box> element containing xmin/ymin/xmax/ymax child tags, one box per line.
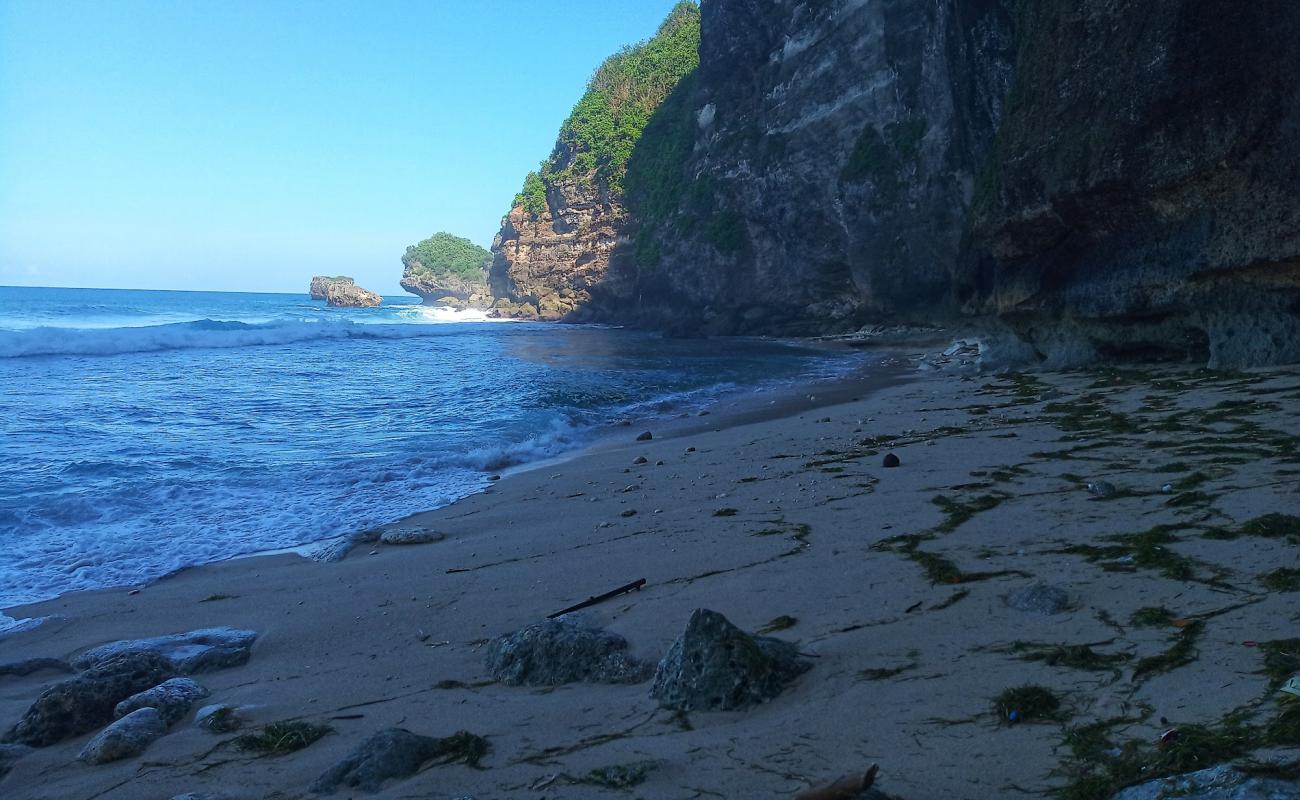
<box><xmin>499</xmin><ymin>0</ymin><xmax>1300</xmax><ymax>365</ymax></box>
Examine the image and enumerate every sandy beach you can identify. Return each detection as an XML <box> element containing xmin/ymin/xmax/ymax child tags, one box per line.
<box><xmin>3</xmin><ymin>360</ymin><xmax>1299</xmax><ymax>799</ymax></box>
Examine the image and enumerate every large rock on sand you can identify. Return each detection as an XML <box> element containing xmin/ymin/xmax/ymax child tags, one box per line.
<box><xmin>114</xmin><ymin>677</ymin><xmax>210</xmax><ymax>726</ymax></box>
<box><xmin>311</xmin><ymin>728</ymin><xmax>453</xmax><ymax>794</ymax></box>
<box><xmin>485</xmin><ymin>618</ymin><xmax>653</xmax><ymax>687</ymax></box>
<box><xmin>72</xmin><ymin>627</ymin><xmax>257</xmax><ymax>674</ymax></box>
<box><xmin>651</xmin><ymin>609</ymin><xmax>811</xmax><ymax>711</ymax></box>
<box><xmin>78</xmin><ymin>707</ymin><xmax>167</xmax><ymax>764</ymax></box>
<box><xmin>1111</xmin><ymin>764</ymin><xmax>1300</xmax><ymax>799</ymax></box>
<box><xmin>3</xmin><ymin>651</ymin><xmax>175</xmax><ymax>747</ymax></box>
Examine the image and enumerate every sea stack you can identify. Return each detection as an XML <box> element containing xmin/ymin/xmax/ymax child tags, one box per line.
<box><xmin>399</xmin><ymin>232</ymin><xmax>492</xmax><ymax>309</ymax></box>
<box><xmin>309</xmin><ymin>276</ymin><xmax>382</xmax><ymax>308</ymax></box>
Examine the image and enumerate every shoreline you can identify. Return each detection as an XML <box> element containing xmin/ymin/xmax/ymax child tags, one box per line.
<box><xmin>4</xmin><ymin>359</ymin><xmax>1295</xmax><ymax>799</ymax></box>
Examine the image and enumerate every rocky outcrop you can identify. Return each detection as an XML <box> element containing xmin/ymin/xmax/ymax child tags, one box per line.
<box><xmin>650</xmin><ymin>609</ymin><xmax>810</xmax><ymax>711</ymax></box>
<box><xmin>309</xmin><ymin>276</ymin><xmax>382</xmax><ymax>308</ymax></box>
<box><xmin>114</xmin><ymin>677</ymin><xmax>209</xmax><ymax>726</ymax></box>
<box><xmin>485</xmin><ymin>617</ymin><xmax>653</xmax><ymax>686</ymax></box>
<box><xmin>400</xmin><ymin>266</ymin><xmax>490</xmax><ymax>309</ymax></box>
<box><xmin>400</xmin><ymin>232</ymin><xmax>492</xmax><ymax>308</ymax></box>
<box><xmin>497</xmin><ymin>0</ymin><xmax>1300</xmax><ymax>365</ymax></box>
<box><xmin>3</xmin><ymin>651</ymin><xmax>175</xmax><ymax>747</ymax></box>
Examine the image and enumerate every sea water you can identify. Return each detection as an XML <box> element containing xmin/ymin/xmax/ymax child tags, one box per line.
<box><xmin>0</xmin><ymin>286</ymin><xmax>864</xmax><ymax>627</ymax></box>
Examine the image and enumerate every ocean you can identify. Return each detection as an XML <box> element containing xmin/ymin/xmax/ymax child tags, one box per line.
<box><xmin>0</xmin><ymin>286</ymin><xmax>863</xmax><ymax>629</ymax></box>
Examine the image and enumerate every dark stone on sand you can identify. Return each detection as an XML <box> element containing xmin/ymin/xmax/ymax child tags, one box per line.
<box><xmin>651</xmin><ymin>609</ymin><xmax>811</xmax><ymax>711</ymax></box>
<box><xmin>3</xmin><ymin>651</ymin><xmax>175</xmax><ymax>747</ymax></box>
<box><xmin>882</xmin><ymin>453</ymin><xmax>901</xmax><ymax>468</ymax></box>
<box><xmin>636</xmin><ymin>431</ymin><xmax>653</xmax><ymax>441</ymax></box>
<box><xmin>0</xmin><ymin>658</ymin><xmax>73</xmax><ymax>679</ymax></box>
<box><xmin>78</xmin><ymin>707</ymin><xmax>167</xmax><ymax>764</ymax></box>
<box><xmin>72</xmin><ymin>627</ymin><xmax>257</xmax><ymax>674</ymax></box>
<box><xmin>311</xmin><ymin>728</ymin><xmax>451</xmax><ymax>794</ymax></box>
<box><xmin>114</xmin><ymin>677</ymin><xmax>210</xmax><ymax>726</ymax></box>
<box><xmin>485</xmin><ymin>618</ymin><xmax>653</xmax><ymax>686</ymax></box>
<box><xmin>633</xmin><ymin>456</ymin><xmax>648</xmax><ymax>465</ymax></box>
<box><xmin>1110</xmin><ymin>764</ymin><xmax>1300</xmax><ymax>800</ymax></box>
<box><xmin>1003</xmin><ymin>583</ymin><xmax>1072</xmax><ymax>615</ymax></box>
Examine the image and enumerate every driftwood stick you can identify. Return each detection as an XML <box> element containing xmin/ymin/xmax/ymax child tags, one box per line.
<box><xmin>547</xmin><ymin>578</ymin><xmax>647</xmax><ymax>619</ymax></box>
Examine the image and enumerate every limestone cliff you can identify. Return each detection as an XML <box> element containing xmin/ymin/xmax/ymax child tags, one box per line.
<box><xmin>499</xmin><ymin>0</ymin><xmax>1300</xmax><ymax>365</ymax></box>
<box><xmin>400</xmin><ymin>233</ymin><xmax>492</xmax><ymax>309</ymax></box>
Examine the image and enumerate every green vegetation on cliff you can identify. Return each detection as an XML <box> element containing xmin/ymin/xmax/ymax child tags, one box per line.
<box><xmin>512</xmin><ymin>1</ymin><xmax>700</xmax><ymax>215</ymax></box>
<box><xmin>402</xmin><ymin>232</ymin><xmax>490</xmax><ymax>282</ymax></box>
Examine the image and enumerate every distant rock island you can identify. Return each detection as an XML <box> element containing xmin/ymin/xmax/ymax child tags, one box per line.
<box><xmin>309</xmin><ymin>276</ymin><xmax>382</xmax><ymax>308</ymax></box>
<box><xmin>399</xmin><ymin>233</ymin><xmax>491</xmax><ymax>309</ymax></box>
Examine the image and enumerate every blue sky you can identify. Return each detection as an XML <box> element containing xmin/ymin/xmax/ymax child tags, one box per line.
<box><xmin>0</xmin><ymin>0</ymin><xmax>683</xmax><ymax>295</ymax></box>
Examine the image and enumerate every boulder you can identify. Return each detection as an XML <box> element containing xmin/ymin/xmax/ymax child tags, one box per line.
<box><xmin>1003</xmin><ymin>583</ymin><xmax>1072</xmax><ymax>615</ymax></box>
<box><xmin>379</xmin><ymin>526</ymin><xmax>445</xmax><ymax>546</ymax></box>
<box><xmin>485</xmin><ymin>618</ymin><xmax>653</xmax><ymax>687</ymax></box>
<box><xmin>650</xmin><ymin>609</ymin><xmax>812</xmax><ymax>711</ymax></box>
<box><xmin>324</xmin><ymin>281</ymin><xmax>382</xmax><ymax>308</ymax></box>
<box><xmin>114</xmin><ymin>677</ymin><xmax>210</xmax><ymax>726</ymax></box>
<box><xmin>78</xmin><ymin>707</ymin><xmax>167</xmax><ymax>765</ymax></box>
<box><xmin>194</xmin><ymin>703</ymin><xmax>253</xmax><ymax>733</ymax></box>
<box><xmin>0</xmin><ymin>658</ymin><xmax>73</xmax><ymax>679</ymax></box>
<box><xmin>72</xmin><ymin>627</ymin><xmax>257</xmax><ymax>674</ymax></box>
<box><xmin>3</xmin><ymin>651</ymin><xmax>175</xmax><ymax>747</ymax></box>
<box><xmin>310</xmin><ymin>728</ymin><xmax>447</xmax><ymax>794</ymax></box>
<box><xmin>1110</xmin><ymin>764</ymin><xmax>1300</xmax><ymax>799</ymax></box>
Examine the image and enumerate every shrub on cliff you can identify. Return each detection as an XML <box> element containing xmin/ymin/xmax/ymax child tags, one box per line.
<box><xmin>402</xmin><ymin>233</ymin><xmax>491</xmax><ymax>283</ymax></box>
<box><xmin>512</xmin><ymin>0</ymin><xmax>700</xmax><ymax>215</ymax></box>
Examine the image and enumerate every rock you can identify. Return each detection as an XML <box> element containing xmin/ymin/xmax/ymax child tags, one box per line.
<box><xmin>194</xmin><ymin>703</ymin><xmax>252</xmax><ymax>733</ymax></box>
<box><xmin>650</xmin><ymin>609</ymin><xmax>811</xmax><ymax>711</ymax></box>
<box><xmin>400</xmin><ymin>233</ymin><xmax>492</xmax><ymax>308</ymax></box>
<box><xmin>0</xmin><ymin>657</ymin><xmax>73</xmax><ymax>678</ymax></box>
<box><xmin>309</xmin><ymin>728</ymin><xmax>446</xmax><ymax>794</ymax></box>
<box><xmin>379</xmin><ymin>526</ymin><xmax>445</xmax><ymax>546</ymax></box>
<box><xmin>485</xmin><ymin>618</ymin><xmax>653</xmax><ymax>686</ymax></box>
<box><xmin>1003</xmin><ymin>583</ymin><xmax>1072</xmax><ymax>615</ymax></box>
<box><xmin>1110</xmin><ymin>764</ymin><xmax>1300</xmax><ymax>799</ymax></box>
<box><xmin>72</xmin><ymin>627</ymin><xmax>257</xmax><ymax>674</ymax></box>
<box><xmin>633</xmin><ymin>456</ymin><xmax>648</xmax><ymax>465</ymax></box>
<box><xmin>636</xmin><ymin>431</ymin><xmax>653</xmax><ymax>441</ymax></box>
<box><xmin>3</xmin><ymin>651</ymin><xmax>175</xmax><ymax>747</ymax></box>
<box><xmin>0</xmin><ymin>743</ymin><xmax>31</xmax><ymax>779</ymax></box>
<box><xmin>1087</xmin><ymin>480</ymin><xmax>1118</xmax><ymax>498</ymax></box>
<box><xmin>882</xmin><ymin>453</ymin><xmax>901</xmax><ymax>468</ymax></box>
<box><xmin>310</xmin><ymin>276</ymin><xmax>381</xmax><ymax>307</ymax></box>
<box><xmin>78</xmin><ymin>708</ymin><xmax>166</xmax><ymax>764</ymax></box>
<box><xmin>114</xmin><ymin>677</ymin><xmax>210</xmax><ymax>726</ymax></box>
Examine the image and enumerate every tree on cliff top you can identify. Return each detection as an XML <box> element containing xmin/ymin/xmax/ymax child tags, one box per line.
<box><xmin>512</xmin><ymin>0</ymin><xmax>700</xmax><ymax>215</ymax></box>
<box><xmin>402</xmin><ymin>233</ymin><xmax>491</xmax><ymax>283</ymax></box>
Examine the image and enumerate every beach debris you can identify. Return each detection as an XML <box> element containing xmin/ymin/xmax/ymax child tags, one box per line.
<box><xmin>0</xmin><ymin>744</ymin><xmax>31</xmax><ymax>779</ymax></box>
<box><xmin>1087</xmin><ymin>480</ymin><xmax>1117</xmax><ymax>498</ymax></box>
<box><xmin>114</xmin><ymin>677</ymin><xmax>210</xmax><ymax>726</ymax></box>
<box><xmin>310</xmin><ymin>728</ymin><xmax>488</xmax><ymax>794</ymax></box>
<box><xmin>993</xmin><ymin>685</ymin><xmax>1063</xmax><ymax>724</ymax></box>
<box><xmin>795</xmin><ymin>764</ymin><xmax>895</xmax><ymax>800</ymax></box>
<box><xmin>621</xmin><ymin>509</ymin><xmax>637</xmax><ymax>517</ymax></box>
<box><xmin>72</xmin><ymin>627</ymin><xmax>258</xmax><ymax>674</ymax></box>
<box><xmin>1161</xmin><ymin>483</ymin><xmax>1174</xmax><ymax>494</ymax></box>
<box><xmin>486</xmin><ymin>617</ymin><xmax>652</xmax><ymax>686</ymax></box>
<box><xmin>637</xmin><ymin>431</ymin><xmax>653</xmax><ymax>441</ymax></box>
<box><xmin>714</xmin><ymin>507</ymin><xmax>739</xmax><ymax>516</ymax></box>
<box><xmin>1003</xmin><ymin>582</ymin><xmax>1072</xmax><ymax>615</ymax></box>
<box><xmin>882</xmin><ymin>453</ymin><xmax>901</xmax><ymax>468</ymax></box>
<box><xmin>1110</xmin><ymin>763</ymin><xmax>1300</xmax><ymax>800</ymax></box>
<box><xmin>2</xmin><ymin>651</ymin><xmax>175</xmax><ymax>747</ymax></box>
<box><xmin>233</xmin><ymin>719</ymin><xmax>332</xmax><ymax>755</ymax></box>
<box><xmin>0</xmin><ymin>657</ymin><xmax>73</xmax><ymax>679</ymax></box>
<box><xmin>1281</xmin><ymin>676</ymin><xmax>1300</xmax><ymax>699</ymax></box>
<box><xmin>547</xmin><ymin>578</ymin><xmax>647</xmax><ymax>619</ymax></box>
<box><xmin>78</xmin><ymin>707</ymin><xmax>167</xmax><ymax>764</ymax></box>
<box><xmin>195</xmin><ymin>703</ymin><xmax>251</xmax><ymax>733</ymax></box>
<box><xmin>379</xmin><ymin>525</ymin><xmax>445</xmax><ymax>545</ymax></box>
<box><xmin>651</xmin><ymin>608</ymin><xmax>811</xmax><ymax>711</ymax></box>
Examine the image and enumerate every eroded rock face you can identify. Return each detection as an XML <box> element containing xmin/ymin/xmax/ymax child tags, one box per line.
<box><xmin>1110</xmin><ymin>764</ymin><xmax>1300</xmax><ymax>800</ymax></box>
<box><xmin>72</xmin><ymin>627</ymin><xmax>257</xmax><ymax>675</ymax></box>
<box><xmin>114</xmin><ymin>677</ymin><xmax>210</xmax><ymax>726</ymax></box>
<box><xmin>490</xmin><ymin>175</ymin><xmax>625</xmax><ymax>321</ymax></box>
<box><xmin>3</xmin><ymin>652</ymin><xmax>175</xmax><ymax>747</ymax></box>
<box><xmin>400</xmin><ymin>266</ymin><xmax>490</xmax><ymax>309</ymax></box>
<box><xmin>78</xmin><ymin>707</ymin><xmax>167</xmax><ymax>765</ymax></box>
<box><xmin>485</xmin><ymin>618</ymin><xmax>653</xmax><ymax>686</ymax></box>
<box><xmin>650</xmin><ymin>609</ymin><xmax>811</xmax><ymax>711</ymax></box>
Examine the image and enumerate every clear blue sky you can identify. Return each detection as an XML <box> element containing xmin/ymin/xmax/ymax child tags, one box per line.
<box><xmin>0</xmin><ymin>0</ymin><xmax>683</xmax><ymax>295</ymax></box>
